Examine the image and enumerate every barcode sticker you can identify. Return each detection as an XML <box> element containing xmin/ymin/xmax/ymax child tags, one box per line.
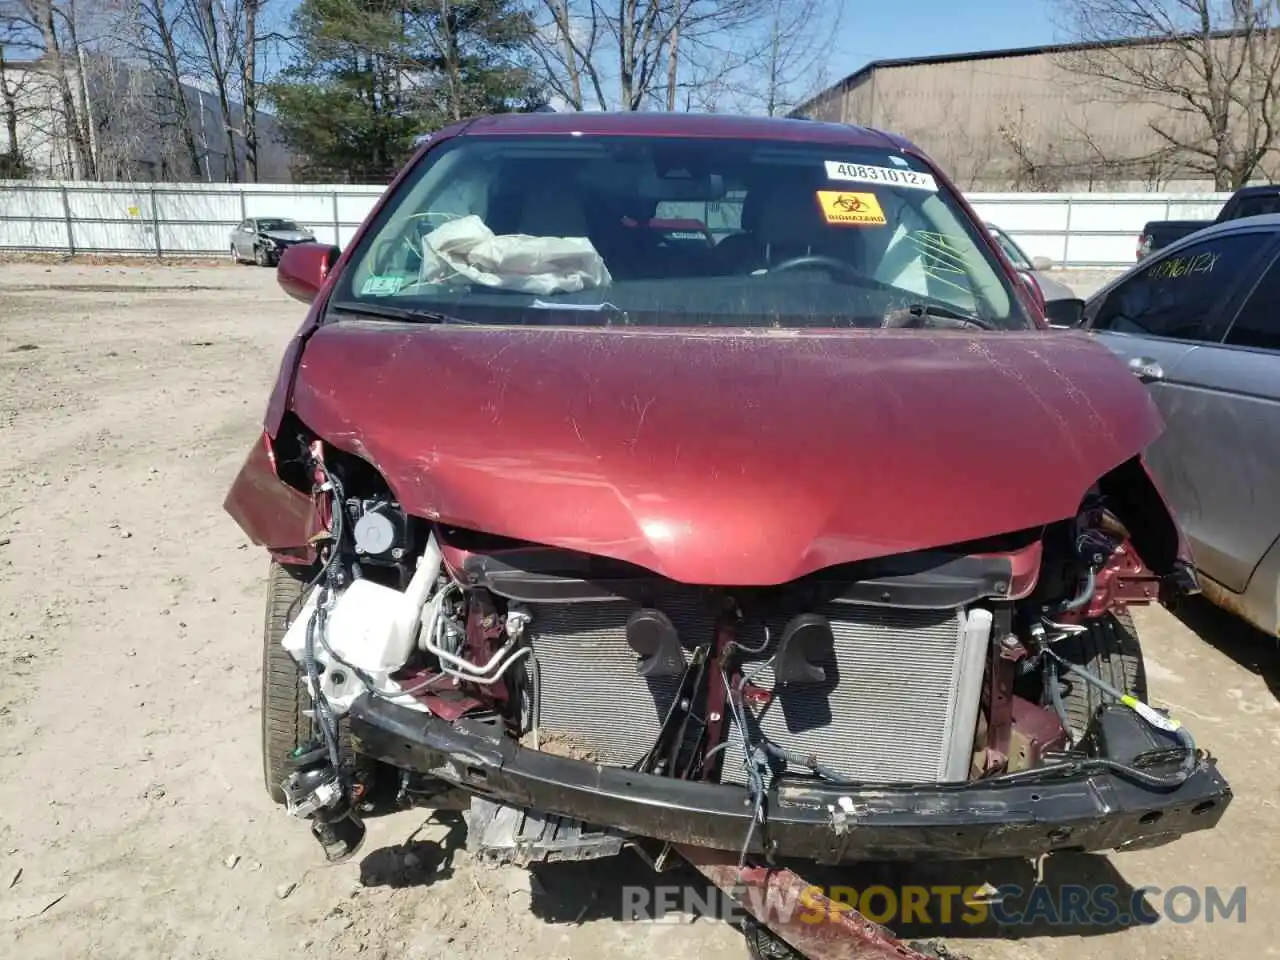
<box><xmin>825</xmin><ymin>161</ymin><xmax>938</xmax><ymax>192</ymax></box>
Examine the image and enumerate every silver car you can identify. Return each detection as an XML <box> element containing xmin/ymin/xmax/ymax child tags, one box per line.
<box><xmin>1079</xmin><ymin>216</ymin><xmax>1280</xmax><ymax>637</ymax></box>
<box><xmin>230</xmin><ymin>217</ymin><xmax>316</xmax><ymax>267</ymax></box>
<box><xmin>986</xmin><ymin>222</ymin><xmax>1077</xmax><ymax>303</ymax></box>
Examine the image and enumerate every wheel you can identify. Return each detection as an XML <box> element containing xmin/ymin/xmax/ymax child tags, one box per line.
<box><xmin>1052</xmin><ymin>608</ymin><xmax>1147</xmax><ymax>738</ymax></box>
<box><xmin>261</xmin><ymin>560</ymin><xmax>318</xmax><ymax>803</ymax></box>
<box><xmin>254</xmin><ymin>244</ymin><xmax>270</xmax><ymax>267</ymax></box>
<box><xmin>231</xmin><ymin>244</ymin><xmax>243</xmax><ymax>264</ymax></box>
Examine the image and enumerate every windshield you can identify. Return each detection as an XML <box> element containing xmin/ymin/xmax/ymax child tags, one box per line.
<box><xmin>260</xmin><ymin>219</ymin><xmax>301</xmax><ymax>232</ymax></box>
<box><xmin>332</xmin><ymin>135</ymin><xmax>1030</xmax><ymax>330</ymax></box>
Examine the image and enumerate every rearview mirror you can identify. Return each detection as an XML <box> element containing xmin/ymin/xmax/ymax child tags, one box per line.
<box><xmin>1031</xmin><ymin>255</ymin><xmax>1054</xmax><ymax>271</ymax></box>
<box><xmin>277</xmin><ymin>243</ymin><xmax>341</xmax><ymax>304</ymax></box>
<box><xmin>1044</xmin><ymin>297</ymin><xmax>1086</xmax><ymax>329</ymax></box>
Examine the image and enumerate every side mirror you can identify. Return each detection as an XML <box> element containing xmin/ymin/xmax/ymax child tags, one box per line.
<box><xmin>277</xmin><ymin>242</ymin><xmax>341</xmax><ymax>304</ymax></box>
<box><xmin>1031</xmin><ymin>255</ymin><xmax>1054</xmax><ymax>271</ymax></box>
<box><xmin>1044</xmin><ymin>297</ymin><xmax>1086</xmax><ymax>329</ymax></box>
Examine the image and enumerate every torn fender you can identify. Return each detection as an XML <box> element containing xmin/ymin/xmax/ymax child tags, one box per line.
<box><xmin>223</xmin><ymin>431</ymin><xmax>321</xmax><ymax>565</ymax></box>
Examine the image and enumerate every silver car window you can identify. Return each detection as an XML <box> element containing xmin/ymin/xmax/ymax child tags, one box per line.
<box><xmin>1091</xmin><ymin>233</ymin><xmax>1263</xmax><ymax>344</ymax></box>
<box><xmin>1225</xmin><ymin>254</ymin><xmax>1280</xmax><ymax>352</ymax></box>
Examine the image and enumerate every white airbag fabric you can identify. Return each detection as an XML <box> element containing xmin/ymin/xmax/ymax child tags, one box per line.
<box><xmin>419</xmin><ymin>214</ymin><xmax>611</xmax><ymax>295</ymax></box>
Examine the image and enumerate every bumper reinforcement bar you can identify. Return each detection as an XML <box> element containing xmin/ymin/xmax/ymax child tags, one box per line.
<box><xmin>348</xmin><ymin>695</ymin><xmax>1232</xmax><ymax>864</ymax></box>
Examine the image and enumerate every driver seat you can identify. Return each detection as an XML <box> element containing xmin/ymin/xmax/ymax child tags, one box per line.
<box><xmin>753</xmin><ymin>180</ymin><xmax>865</xmax><ymax>271</ymax></box>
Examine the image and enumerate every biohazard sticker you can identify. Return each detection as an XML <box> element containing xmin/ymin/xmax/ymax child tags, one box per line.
<box><xmin>824</xmin><ymin>160</ymin><xmax>938</xmax><ymax>192</ymax></box>
<box><xmin>816</xmin><ymin>191</ymin><xmax>887</xmax><ymax>226</ymax></box>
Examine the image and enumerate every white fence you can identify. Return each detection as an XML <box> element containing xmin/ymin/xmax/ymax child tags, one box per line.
<box><xmin>0</xmin><ymin>181</ymin><xmax>385</xmax><ymax>258</ymax></box>
<box><xmin>0</xmin><ymin>179</ymin><xmax>1231</xmax><ymax>268</ymax></box>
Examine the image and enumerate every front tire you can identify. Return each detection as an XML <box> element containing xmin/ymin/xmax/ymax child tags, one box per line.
<box><xmin>261</xmin><ymin>561</ymin><xmax>316</xmax><ymax>803</ymax></box>
<box><xmin>254</xmin><ymin>244</ymin><xmax>270</xmax><ymax>267</ymax></box>
<box><xmin>1053</xmin><ymin>608</ymin><xmax>1147</xmax><ymax>739</ymax></box>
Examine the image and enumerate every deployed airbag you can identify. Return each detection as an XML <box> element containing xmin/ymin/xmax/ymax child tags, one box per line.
<box><xmin>419</xmin><ymin>215</ymin><xmax>612</xmax><ymax>295</ymax></box>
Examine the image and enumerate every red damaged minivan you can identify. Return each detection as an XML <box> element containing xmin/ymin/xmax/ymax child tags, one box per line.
<box><xmin>226</xmin><ymin>113</ymin><xmax>1229</xmax><ymax>890</ymax></box>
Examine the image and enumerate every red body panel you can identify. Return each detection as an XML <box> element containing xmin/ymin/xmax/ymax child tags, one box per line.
<box><xmin>224</xmin><ymin>432</ymin><xmax>320</xmax><ymax>564</ymax></box>
<box><xmin>275</xmin><ymin>322</ymin><xmax>1161</xmax><ymax>585</ymax></box>
<box><xmin>226</xmin><ymin>113</ymin><xmax>1153</xmax><ymax>577</ymax></box>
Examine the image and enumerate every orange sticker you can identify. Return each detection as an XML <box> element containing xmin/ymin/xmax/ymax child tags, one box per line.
<box><xmin>816</xmin><ymin>190</ymin><xmax>886</xmax><ymax>226</ymax></box>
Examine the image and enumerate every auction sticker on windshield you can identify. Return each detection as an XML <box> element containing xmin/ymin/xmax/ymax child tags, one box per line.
<box><xmin>825</xmin><ymin>161</ymin><xmax>937</xmax><ymax>192</ymax></box>
<box><xmin>816</xmin><ymin>191</ymin><xmax>887</xmax><ymax>226</ymax></box>
<box><xmin>361</xmin><ymin>275</ymin><xmax>406</xmax><ymax>296</ymax></box>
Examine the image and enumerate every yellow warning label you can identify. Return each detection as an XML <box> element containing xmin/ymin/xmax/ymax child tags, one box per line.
<box><xmin>816</xmin><ymin>191</ymin><xmax>886</xmax><ymax>226</ymax></box>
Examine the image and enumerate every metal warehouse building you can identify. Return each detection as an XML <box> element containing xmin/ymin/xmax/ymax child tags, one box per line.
<box><xmin>792</xmin><ymin>40</ymin><xmax>1232</xmax><ymax>192</ymax></box>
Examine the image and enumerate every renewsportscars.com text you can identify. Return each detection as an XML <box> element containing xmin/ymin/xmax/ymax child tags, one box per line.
<box><xmin>621</xmin><ymin>883</ymin><xmax>1247</xmax><ymax>927</ymax></box>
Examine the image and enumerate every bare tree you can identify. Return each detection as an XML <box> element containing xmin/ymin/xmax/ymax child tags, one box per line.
<box><xmin>2</xmin><ymin>0</ymin><xmax>283</xmax><ymax>181</ymax></box>
<box><xmin>753</xmin><ymin>0</ymin><xmax>840</xmax><ymax>116</ymax></box>
<box><xmin>872</xmin><ymin>89</ymin><xmax>1004</xmax><ymax>189</ymax></box>
<box><xmin>1055</xmin><ymin>0</ymin><xmax>1280</xmax><ymax>189</ymax></box>
<box><xmin>533</xmin><ymin>0</ymin><xmax>610</xmax><ymax>109</ymax></box>
<box><xmin>230</xmin><ymin>0</ymin><xmax>288</xmax><ymax>180</ymax></box>
<box><xmin>533</xmin><ymin>0</ymin><xmax>765</xmax><ymax>111</ymax></box>
<box><xmin>0</xmin><ymin>47</ymin><xmax>30</xmax><ymax>174</ymax></box>
<box><xmin>182</xmin><ymin>0</ymin><xmax>242</xmax><ymax>180</ymax></box>
<box><xmin>0</xmin><ymin>8</ymin><xmax>34</xmax><ymax>172</ymax></box>
<box><xmin>112</xmin><ymin>0</ymin><xmax>204</xmax><ymax>177</ymax></box>
<box><xmin>666</xmin><ymin>0</ymin><xmax>840</xmax><ymax>115</ymax></box>
<box><xmin>11</xmin><ymin>0</ymin><xmax>98</xmax><ymax>176</ymax></box>
<box><xmin>995</xmin><ymin>103</ymin><xmax>1069</xmax><ymax>190</ymax></box>
<box><xmin>1135</xmin><ymin>143</ymin><xmax>1184</xmax><ymax>188</ymax></box>
<box><xmin>241</xmin><ymin>0</ymin><xmax>260</xmax><ymax>179</ymax></box>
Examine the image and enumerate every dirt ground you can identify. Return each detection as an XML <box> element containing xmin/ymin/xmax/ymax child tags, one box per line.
<box><xmin>0</xmin><ymin>262</ymin><xmax>1276</xmax><ymax>960</ymax></box>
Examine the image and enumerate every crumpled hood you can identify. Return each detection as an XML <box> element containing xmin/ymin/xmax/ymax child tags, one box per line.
<box><xmin>289</xmin><ymin>323</ymin><xmax>1163</xmax><ymax>585</ymax></box>
<box><xmin>263</xmin><ymin>229</ymin><xmax>313</xmax><ymax>242</ymax></box>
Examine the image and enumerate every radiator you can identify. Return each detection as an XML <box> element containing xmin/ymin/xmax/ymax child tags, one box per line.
<box><xmin>527</xmin><ymin>592</ymin><xmax>715</xmax><ymax>767</ymax></box>
<box><xmin>720</xmin><ymin>603</ymin><xmax>991</xmax><ymax>785</ymax></box>
<box><xmin>526</xmin><ymin>593</ymin><xmax>990</xmax><ymax>785</ymax></box>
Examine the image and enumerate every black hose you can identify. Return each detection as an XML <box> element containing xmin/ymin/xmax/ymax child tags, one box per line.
<box><xmin>304</xmin><ymin>602</ymin><xmax>343</xmax><ymax>773</ymax></box>
<box><xmin>721</xmin><ymin>666</ymin><xmax>858</xmax><ymax>785</ymax></box>
<box><xmin>285</xmin><ymin>563</ymin><xmax>327</xmax><ymax>627</ymax></box>
<box><xmin>761</xmin><ymin>742</ymin><xmax>855</xmax><ymax>784</ymax></box>
<box><xmin>1052</xmin><ymin>566</ymin><xmax>1096</xmax><ymax>612</ymax></box>
<box><xmin>985</xmin><ymin>753</ymin><xmax>1196</xmax><ymax>792</ymax></box>
<box><xmin>1047</xmin><ymin>658</ymin><xmax>1072</xmax><ymax>745</ymax></box>
<box><xmin>302</xmin><ymin>453</ymin><xmax>349</xmax><ymax>777</ymax></box>
<box><xmin>1041</xmin><ymin>649</ymin><xmax>1199</xmax><ymax>789</ymax></box>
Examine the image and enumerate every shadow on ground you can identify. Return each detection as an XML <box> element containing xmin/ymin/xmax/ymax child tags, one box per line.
<box><xmin>1170</xmin><ymin>595</ymin><xmax>1279</xmax><ymax>703</ymax></box>
<box><xmin>513</xmin><ymin>847</ymin><xmax>1154</xmax><ymax>943</ymax></box>
<box><xmin>357</xmin><ymin>810</ymin><xmax>468</xmax><ymax>890</ymax></box>
<box><xmin>801</xmin><ymin>854</ymin><xmax>1153</xmax><ymax>940</ymax></box>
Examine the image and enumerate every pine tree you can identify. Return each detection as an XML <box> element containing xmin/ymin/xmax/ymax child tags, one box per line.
<box><xmin>268</xmin><ymin>0</ymin><xmax>541</xmax><ymax>182</ymax></box>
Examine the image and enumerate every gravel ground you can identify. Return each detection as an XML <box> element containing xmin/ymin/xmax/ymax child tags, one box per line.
<box><xmin>0</xmin><ymin>262</ymin><xmax>1275</xmax><ymax>960</ymax></box>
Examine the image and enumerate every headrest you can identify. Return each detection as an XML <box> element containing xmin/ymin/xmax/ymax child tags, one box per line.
<box><xmin>517</xmin><ymin>180</ymin><xmax>589</xmax><ymax>238</ymax></box>
<box><xmin>755</xmin><ymin>181</ymin><xmax>832</xmax><ymax>247</ymax></box>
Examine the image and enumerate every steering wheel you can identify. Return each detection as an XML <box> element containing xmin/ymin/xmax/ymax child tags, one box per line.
<box><xmin>767</xmin><ymin>254</ymin><xmax>862</xmax><ymax>282</ymax></box>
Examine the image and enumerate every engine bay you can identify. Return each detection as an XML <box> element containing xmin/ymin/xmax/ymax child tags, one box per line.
<box><xmin>267</xmin><ymin>433</ymin><xmax>1212</xmax><ymax>866</ymax></box>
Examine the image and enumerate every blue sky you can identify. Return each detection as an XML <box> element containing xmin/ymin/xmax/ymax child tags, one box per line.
<box><xmin>824</xmin><ymin>0</ymin><xmax>1062</xmax><ymax>82</ymax></box>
